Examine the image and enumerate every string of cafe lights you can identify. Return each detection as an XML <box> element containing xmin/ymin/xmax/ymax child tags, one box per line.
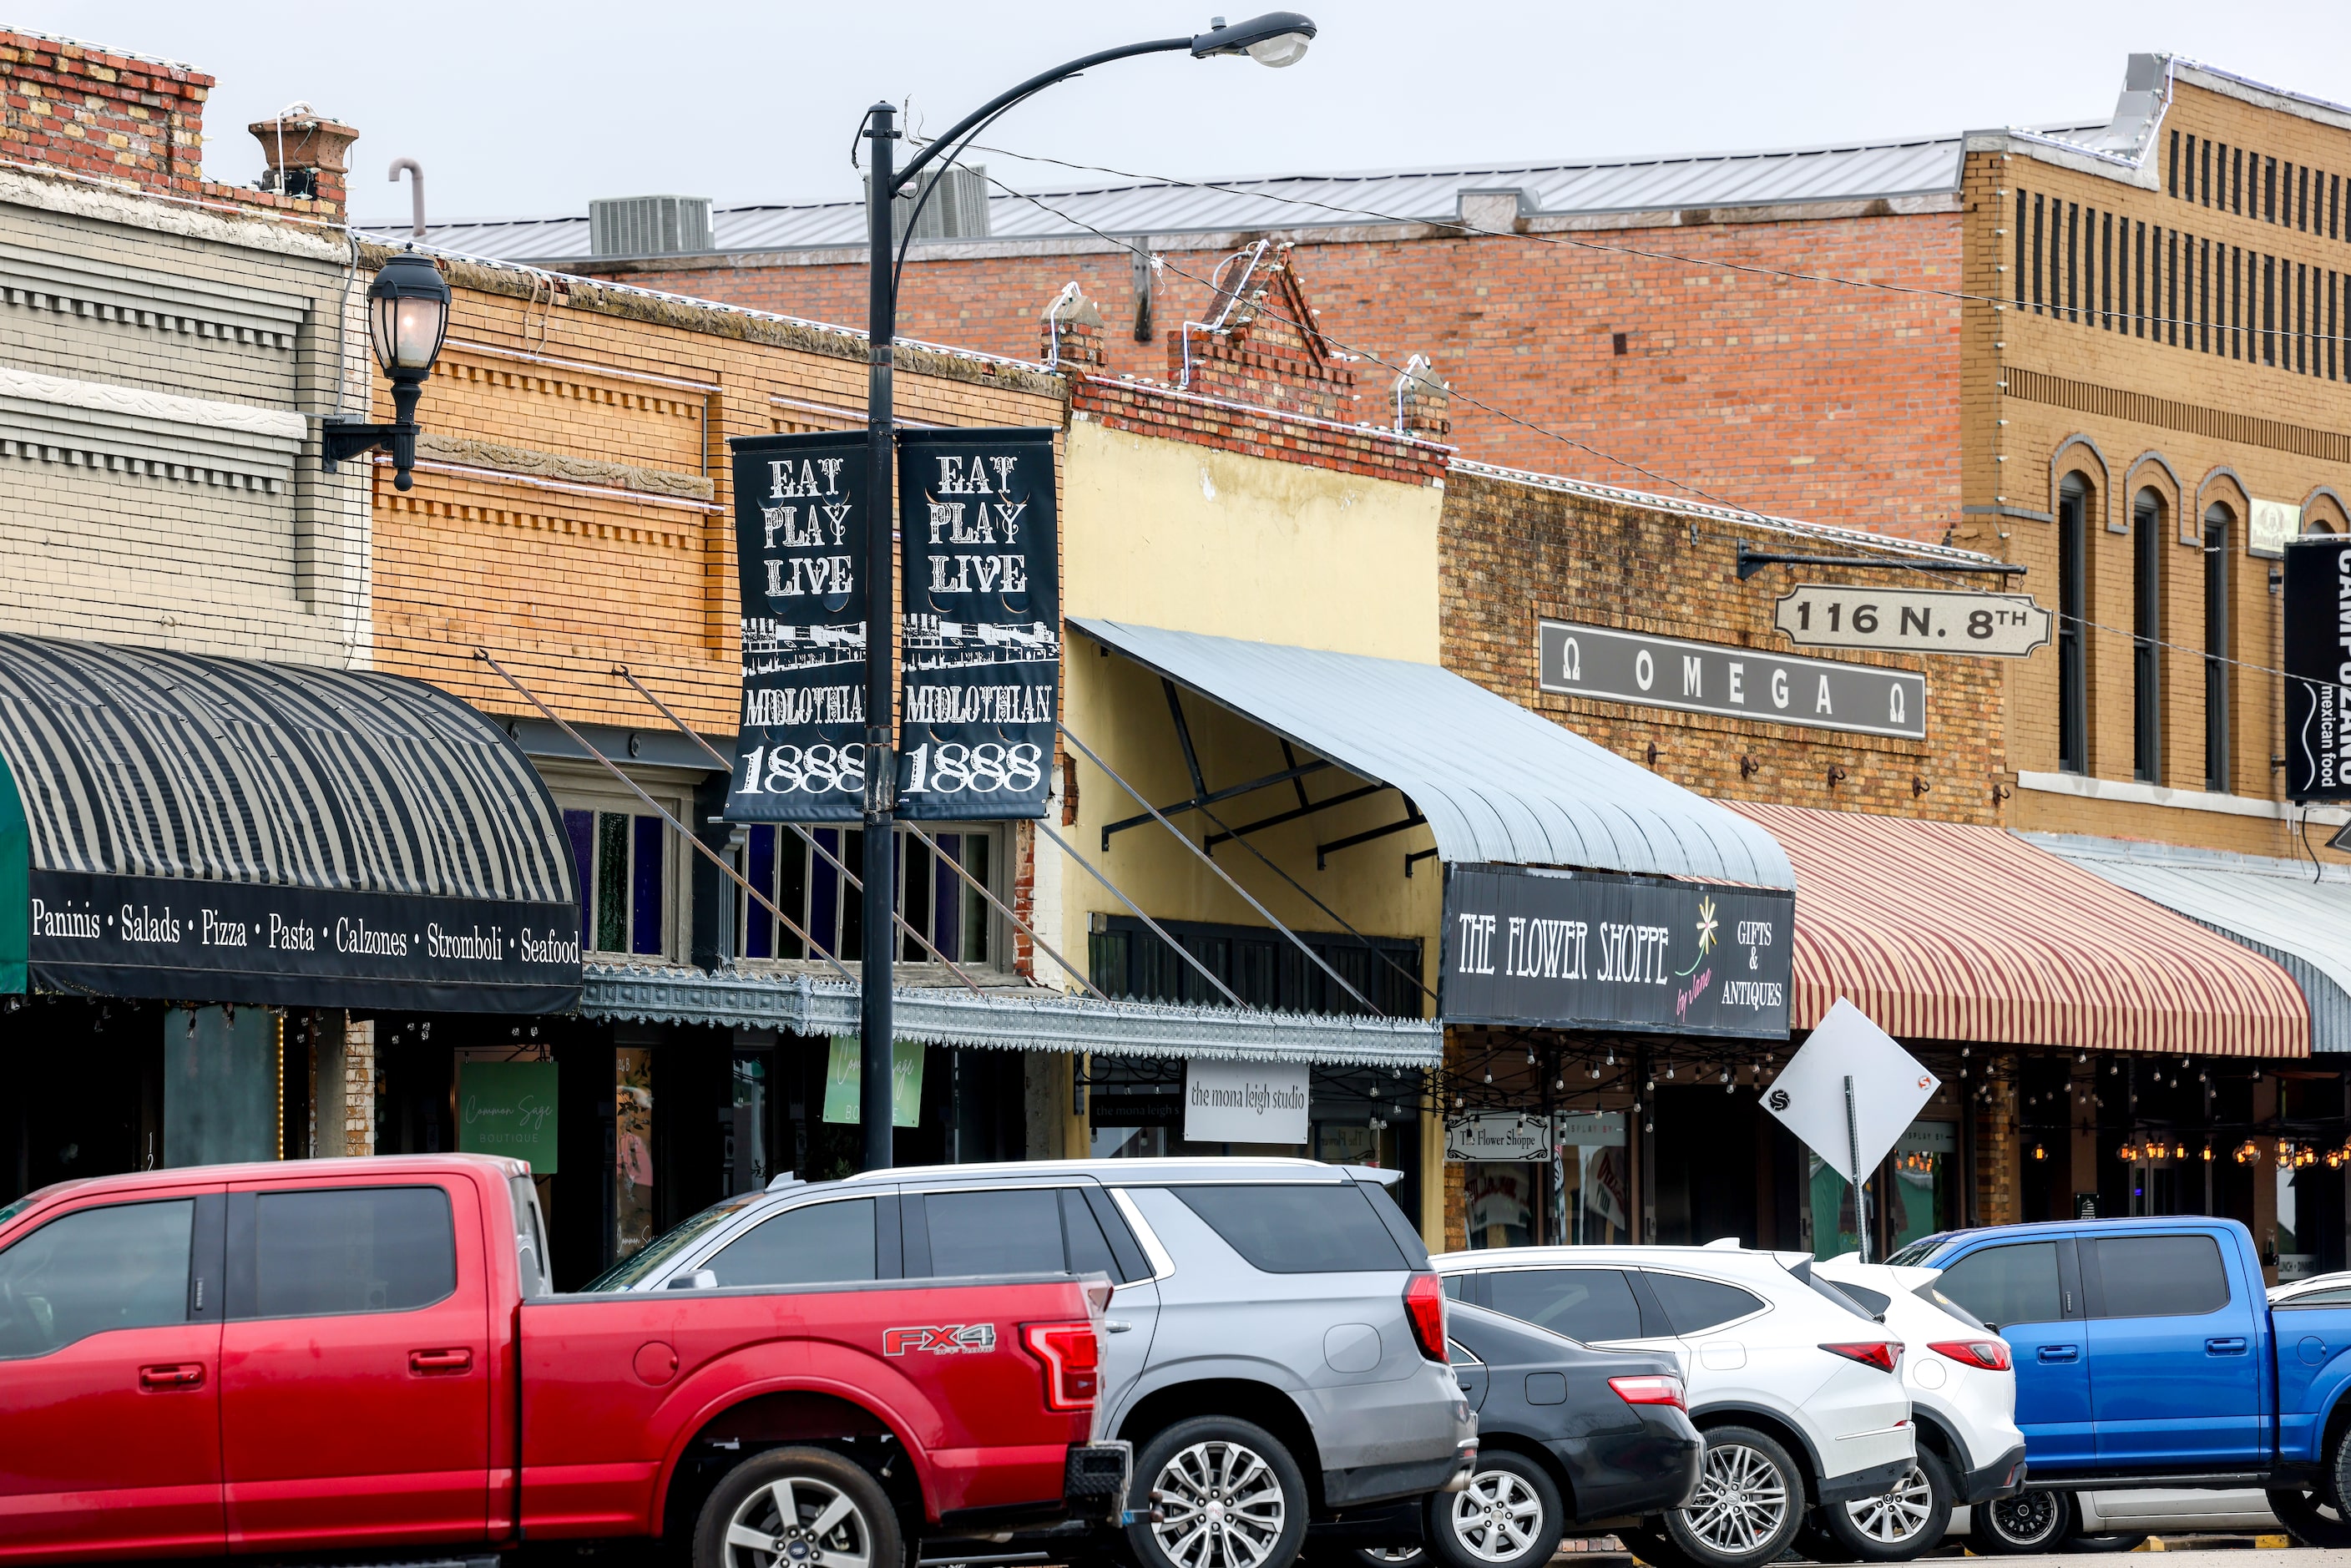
<box><xmin>937</xmin><ymin>147</ymin><xmax>2351</xmax><ymax>711</ymax></box>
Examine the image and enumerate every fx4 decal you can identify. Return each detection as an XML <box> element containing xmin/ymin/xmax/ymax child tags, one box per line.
<box><xmin>885</xmin><ymin>1323</ymin><xmax>998</xmax><ymax>1356</ymax></box>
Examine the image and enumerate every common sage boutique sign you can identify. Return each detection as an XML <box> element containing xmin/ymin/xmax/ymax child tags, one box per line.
<box><xmin>726</xmin><ymin>431</ymin><xmax>868</xmax><ymax>822</ymax></box>
<box><xmin>2283</xmin><ymin>535</ymin><xmax>2351</xmax><ymax>802</ymax></box>
<box><xmin>1540</xmin><ymin>619</ymin><xmax>1926</xmax><ymax>740</ymax></box>
<box><xmin>27</xmin><ymin>872</ymin><xmax>582</xmax><ymax>1012</ymax></box>
<box><xmin>1440</xmin><ymin>862</ymin><xmax>1792</xmax><ymax>1038</ymax></box>
<box><xmin>896</xmin><ymin>428</ymin><xmax>1059</xmax><ymax>818</ymax></box>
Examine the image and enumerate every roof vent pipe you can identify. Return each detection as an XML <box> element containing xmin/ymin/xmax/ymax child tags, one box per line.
<box><xmin>388</xmin><ymin>159</ymin><xmax>425</xmax><ymax>238</ymax></box>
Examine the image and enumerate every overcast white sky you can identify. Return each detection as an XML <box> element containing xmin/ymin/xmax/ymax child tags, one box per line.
<box><xmin>12</xmin><ymin>0</ymin><xmax>2351</xmax><ymax>223</ymax></box>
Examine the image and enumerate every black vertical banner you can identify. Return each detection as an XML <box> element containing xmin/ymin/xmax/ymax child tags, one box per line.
<box><xmin>726</xmin><ymin>430</ymin><xmax>869</xmax><ymax>822</ymax></box>
<box><xmin>895</xmin><ymin>427</ymin><xmax>1059</xmax><ymax>819</ymax></box>
<box><xmin>2283</xmin><ymin>534</ymin><xmax>2351</xmax><ymax>802</ymax></box>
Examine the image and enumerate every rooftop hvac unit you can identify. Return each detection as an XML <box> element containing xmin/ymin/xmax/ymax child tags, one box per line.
<box><xmin>863</xmin><ymin>164</ymin><xmax>993</xmax><ymax>245</ymax></box>
<box><xmin>589</xmin><ymin>195</ymin><xmax>715</xmax><ymax>258</ymax></box>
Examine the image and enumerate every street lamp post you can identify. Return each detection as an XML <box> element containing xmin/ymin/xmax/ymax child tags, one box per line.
<box><xmin>855</xmin><ymin>13</ymin><xmax>1317</xmax><ymax>1171</ymax></box>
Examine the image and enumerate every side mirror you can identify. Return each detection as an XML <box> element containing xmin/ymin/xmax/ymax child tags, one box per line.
<box><xmin>665</xmin><ymin>1268</ymin><xmax>719</xmax><ymax>1290</ymax></box>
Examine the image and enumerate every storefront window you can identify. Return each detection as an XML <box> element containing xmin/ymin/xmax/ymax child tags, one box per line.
<box><xmin>1555</xmin><ymin>1112</ymin><xmax>1631</xmax><ymax>1245</ymax></box>
<box><xmin>1887</xmin><ymin>1121</ymin><xmax>1958</xmax><ymax>1253</ymax></box>
<box><xmin>1465</xmin><ymin>1163</ymin><xmax>1538</xmax><ymax>1248</ymax></box>
<box><xmin>724</xmin><ymin>1050</ymin><xmax>770</xmax><ymax>1197</ymax></box>
<box><xmin>739</xmin><ymin>826</ymin><xmax>999</xmax><ymax>967</ymax></box>
<box><xmin>614</xmin><ymin>1046</ymin><xmax>655</xmax><ymax>1260</ymax></box>
<box><xmin>565</xmin><ymin>808</ymin><xmax>667</xmax><ymax>959</ymax></box>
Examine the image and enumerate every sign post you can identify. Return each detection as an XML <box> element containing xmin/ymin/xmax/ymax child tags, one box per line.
<box><xmin>1763</xmin><ymin>999</ymin><xmax>1939</xmax><ymax>1259</ymax></box>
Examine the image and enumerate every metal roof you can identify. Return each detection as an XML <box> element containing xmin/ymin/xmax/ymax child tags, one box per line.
<box><xmin>359</xmin><ymin>133</ymin><xmax>1970</xmax><ymax>262</ymax></box>
<box><xmin>2026</xmin><ymin>833</ymin><xmax>2351</xmax><ymax>1054</ymax></box>
<box><xmin>1068</xmin><ymin>617</ymin><xmax>1794</xmax><ymax>889</ymax></box>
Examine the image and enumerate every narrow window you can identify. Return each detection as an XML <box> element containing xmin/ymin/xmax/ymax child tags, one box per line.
<box><xmin>2032</xmin><ymin>195</ymin><xmax>2045</xmax><ymax>314</ymax></box>
<box><xmin>2301</xmin><ymin>165</ymin><xmax>2312</xmax><ymax>230</ymax></box>
<box><xmin>2202</xmin><ymin>139</ymin><xmax>2213</xmax><ymax>207</ymax></box>
<box><xmin>2264</xmin><ymin>255</ymin><xmax>2276</xmax><ymax>366</ymax></box>
<box><xmin>2235</xmin><ymin>147</ymin><xmax>2244</xmax><ymax>215</ymax></box>
<box><xmin>2133</xmin><ymin>491</ymin><xmax>2163</xmax><ymax>785</ymax></box>
<box><xmin>2170</xmin><ymin>129</ymin><xmax>2182</xmax><ymax>197</ymax></box>
<box><xmin>2102</xmin><ymin>210</ymin><xmax>2115</xmax><ymax>328</ymax></box>
<box><xmin>2266</xmin><ymin>155</ymin><xmax>2278</xmax><ymax>222</ymax></box>
<box><xmin>2068</xmin><ymin>202</ymin><xmax>2081</xmax><ymax>321</ymax></box>
<box><xmin>2204</xmin><ymin>506</ymin><xmax>2232</xmax><ymax>793</ymax></box>
<box><xmin>2331</xmin><ymin>270</ymin><xmax>2339</xmax><ymax>381</ymax></box>
<box><xmin>2015</xmin><ymin>189</ymin><xmax>2029</xmax><ymax>310</ymax></box>
<box><xmin>2059</xmin><ymin>478</ymin><xmax>2091</xmax><ymax>776</ymax></box>
<box><xmin>2136</xmin><ymin>220</ymin><xmax>2147</xmax><ymax>337</ymax></box>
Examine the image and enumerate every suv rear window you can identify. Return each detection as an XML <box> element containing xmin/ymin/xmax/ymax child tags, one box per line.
<box><xmin>2091</xmin><ymin>1234</ymin><xmax>2230</xmax><ymax>1318</ymax></box>
<box><xmin>1645</xmin><ymin>1271</ymin><xmax>1765</xmax><ymax>1334</ymax></box>
<box><xmin>1173</xmin><ymin>1183</ymin><xmax>1408</xmax><ymax>1274</ymax></box>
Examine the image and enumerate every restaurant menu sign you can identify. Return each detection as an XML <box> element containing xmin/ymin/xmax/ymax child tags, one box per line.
<box><xmin>726</xmin><ymin>430</ymin><xmax>870</xmax><ymax>822</ymax></box>
<box><xmin>1540</xmin><ymin>618</ymin><xmax>1926</xmax><ymax>740</ymax></box>
<box><xmin>896</xmin><ymin>428</ymin><xmax>1059</xmax><ymax>818</ymax></box>
<box><xmin>2283</xmin><ymin>534</ymin><xmax>2351</xmax><ymax>802</ymax></box>
<box><xmin>1440</xmin><ymin>862</ymin><xmax>1792</xmax><ymax>1038</ymax></box>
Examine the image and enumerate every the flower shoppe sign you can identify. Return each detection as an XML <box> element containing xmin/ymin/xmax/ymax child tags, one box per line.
<box><xmin>1439</xmin><ymin>862</ymin><xmax>1792</xmax><ymax>1038</ymax></box>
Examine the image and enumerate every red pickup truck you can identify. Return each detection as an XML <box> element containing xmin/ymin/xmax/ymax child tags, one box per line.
<box><xmin>0</xmin><ymin>1153</ymin><xmax>1127</xmax><ymax>1567</ymax></box>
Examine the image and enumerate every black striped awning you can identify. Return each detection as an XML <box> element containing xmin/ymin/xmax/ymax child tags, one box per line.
<box><xmin>0</xmin><ymin>635</ymin><xmax>581</xmax><ymax>1010</ymax></box>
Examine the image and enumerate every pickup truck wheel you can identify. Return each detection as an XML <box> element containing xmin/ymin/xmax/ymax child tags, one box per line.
<box><xmin>695</xmin><ymin>1445</ymin><xmax>902</xmax><ymax>1568</ymax></box>
<box><xmin>1660</xmin><ymin>1426</ymin><xmax>1803</xmax><ymax>1568</ymax></box>
<box><xmin>1969</xmin><ymin>1488</ymin><xmax>2070</xmax><ymax>1555</ymax></box>
<box><xmin>1813</xmin><ymin>1449</ymin><xmax>1951</xmax><ymax>1563</ymax></box>
<box><xmin>1423</xmin><ymin>1452</ymin><xmax>1565</xmax><ymax>1568</ymax></box>
<box><xmin>2268</xmin><ymin>1487</ymin><xmax>2351</xmax><ymax>1549</ymax></box>
<box><xmin>1127</xmin><ymin>1415</ymin><xmax>1309</xmax><ymax>1568</ymax></box>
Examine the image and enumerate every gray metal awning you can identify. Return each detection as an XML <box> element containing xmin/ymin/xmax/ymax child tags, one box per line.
<box><xmin>579</xmin><ymin>965</ymin><xmax>1442</xmax><ymax>1068</ymax></box>
<box><xmin>1069</xmin><ymin>618</ymin><xmax>1793</xmax><ymax>888</ymax></box>
<box><xmin>2027</xmin><ymin>833</ymin><xmax>2351</xmax><ymax>1052</ymax></box>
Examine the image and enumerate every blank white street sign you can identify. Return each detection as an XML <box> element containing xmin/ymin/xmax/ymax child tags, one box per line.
<box><xmin>1762</xmin><ymin>998</ymin><xmax>1939</xmax><ymax>1184</ymax></box>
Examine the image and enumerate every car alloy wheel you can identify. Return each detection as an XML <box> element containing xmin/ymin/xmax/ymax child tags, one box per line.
<box><xmin>698</xmin><ymin>1448</ymin><xmax>897</xmax><ymax>1568</ymax></box>
<box><xmin>1976</xmin><ymin>1489</ymin><xmax>2068</xmax><ymax>1553</ymax></box>
<box><xmin>1449</xmin><ymin>1467</ymin><xmax>1546</xmax><ymax>1563</ymax></box>
<box><xmin>1355</xmin><ymin>1550</ymin><xmax>1425</xmax><ymax>1566</ymax></box>
<box><xmin>1678</xmin><ymin>1439</ymin><xmax>1791</xmax><ymax>1559</ymax></box>
<box><xmin>1843</xmin><ymin>1465</ymin><xmax>1933</xmax><ymax>1545</ymax></box>
<box><xmin>1150</xmin><ymin>1439</ymin><xmax>1288</xmax><ymax>1568</ymax></box>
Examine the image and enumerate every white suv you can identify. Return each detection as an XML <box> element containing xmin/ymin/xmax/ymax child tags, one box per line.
<box><xmin>1433</xmin><ymin>1246</ymin><xmax>1912</xmax><ymax>1568</ymax></box>
<box><xmin>1811</xmin><ymin>1257</ymin><xmax>2026</xmax><ymax>1561</ymax></box>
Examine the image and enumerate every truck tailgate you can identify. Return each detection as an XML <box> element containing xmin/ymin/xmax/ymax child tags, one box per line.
<box><xmin>518</xmin><ymin>1275</ymin><xmax>1093</xmax><ymax>1537</ymax></box>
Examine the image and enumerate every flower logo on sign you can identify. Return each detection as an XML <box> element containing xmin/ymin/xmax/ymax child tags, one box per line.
<box><xmin>1694</xmin><ymin>896</ymin><xmax>1719</xmax><ymax>958</ymax></box>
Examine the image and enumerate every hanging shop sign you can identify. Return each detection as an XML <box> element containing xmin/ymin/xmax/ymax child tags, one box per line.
<box><xmin>726</xmin><ymin>430</ymin><xmax>870</xmax><ymax>822</ymax></box>
<box><xmin>1538</xmin><ymin>618</ymin><xmax>1925</xmax><ymax>740</ymax></box>
<box><xmin>456</xmin><ymin>1059</ymin><xmax>559</xmax><ymax>1174</ymax></box>
<box><xmin>822</xmin><ymin>1034</ymin><xmax>925</xmax><ymax>1127</ymax></box>
<box><xmin>896</xmin><ymin>427</ymin><xmax>1059</xmax><ymax>819</ymax></box>
<box><xmin>2282</xmin><ymin>535</ymin><xmax>2351</xmax><ymax>802</ymax></box>
<box><xmin>1440</xmin><ymin>862</ymin><xmax>1792</xmax><ymax>1038</ymax></box>
<box><xmin>1185</xmin><ymin>1057</ymin><xmax>1309</xmax><ymax>1145</ymax></box>
<box><xmin>1446</xmin><ymin>1111</ymin><xmax>1554</xmax><ymax>1163</ymax></box>
<box><xmin>2252</xmin><ymin>498</ymin><xmax>2303</xmax><ymax>559</ymax></box>
<box><xmin>1772</xmin><ymin>586</ymin><xmax>2050</xmax><ymax>659</ymax></box>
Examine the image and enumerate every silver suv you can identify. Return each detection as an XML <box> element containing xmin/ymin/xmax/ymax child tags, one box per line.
<box><xmin>599</xmin><ymin>1157</ymin><xmax>1478</xmax><ymax>1568</ymax></box>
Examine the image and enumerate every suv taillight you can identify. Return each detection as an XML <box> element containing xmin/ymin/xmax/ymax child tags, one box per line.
<box><xmin>1022</xmin><ymin>1322</ymin><xmax>1101</xmax><ymax>1412</ymax></box>
<box><xmin>1404</xmin><ymin>1272</ymin><xmax>1447</xmax><ymax>1362</ymax></box>
<box><xmin>1929</xmin><ymin>1338</ymin><xmax>2012</xmax><ymax>1371</ymax></box>
<box><xmin>1820</xmin><ymin>1341</ymin><xmax>1903</xmax><ymax>1374</ymax></box>
<box><xmin>1609</xmin><ymin>1374</ymin><xmax>1686</xmax><ymax>1410</ymax></box>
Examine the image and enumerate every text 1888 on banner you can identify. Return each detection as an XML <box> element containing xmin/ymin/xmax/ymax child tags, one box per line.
<box><xmin>726</xmin><ymin>431</ymin><xmax>867</xmax><ymax>821</ymax></box>
<box><xmin>2283</xmin><ymin>534</ymin><xmax>2351</xmax><ymax>802</ymax></box>
<box><xmin>896</xmin><ymin>427</ymin><xmax>1059</xmax><ymax>818</ymax></box>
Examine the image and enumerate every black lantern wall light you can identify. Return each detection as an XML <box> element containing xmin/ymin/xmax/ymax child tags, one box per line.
<box><xmin>321</xmin><ymin>249</ymin><xmax>451</xmax><ymax>491</ymax></box>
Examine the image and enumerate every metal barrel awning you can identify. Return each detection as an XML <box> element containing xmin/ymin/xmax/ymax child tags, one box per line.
<box><xmin>1732</xmin><ymin>802</ymin><xmax>2310</xmax><ymax>1057</ymax></box>
<box><xmin>2029</xmin><ymin>833</ymin><xmax>2351</xmax><ymax>1053</ymax></box>
<box><xmin>0</xmin><ymin>635</ymin><xmax>582</xmax><ymax>1011</ymax></box>
<box><xmin>1069</xmin><ymin>618</ymin><xmax>1793</xmax><ymax>888</ymax></box>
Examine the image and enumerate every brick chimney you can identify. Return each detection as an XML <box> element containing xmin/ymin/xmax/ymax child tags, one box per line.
<box><xmin>0</xmin><ymin>30</ymin><xmax>210</xmax><ymax>196</ymax></box>
<box><xmin>1165</xmin><ymin>242</ymin><xmax>1354</xmax><ymax>422</ymax></box>
<box><xmin>1040</xmin><ymin>282</ymin><xmax>1106</xmax><ymax>369</ymax></box>
<box><xmin>250</xmin><ymin>109</ymin><xmax>358</xmax><ymax>214</ymax></box>
<box><xmin>1392</xmin><ymin>355</ymin><xmax>1452</xmax><ymax>439</ymax></box>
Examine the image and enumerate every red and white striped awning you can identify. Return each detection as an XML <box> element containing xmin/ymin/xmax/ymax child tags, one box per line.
<box><xmin>1728</xmin><ymin>802</ymin><xmax>2309</xmax><ymax>1057</ymax></box>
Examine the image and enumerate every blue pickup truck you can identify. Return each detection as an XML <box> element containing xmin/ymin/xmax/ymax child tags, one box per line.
<box><xmin>1889</xmin><ymin>1215</ymin><xmax>2351</xmax><ymax>1552</ymax></box>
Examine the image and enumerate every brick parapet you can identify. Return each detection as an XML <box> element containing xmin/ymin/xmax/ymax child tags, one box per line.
<box><xmin>1070</xmin><ymin>374</ymin><xmax>1451</xmax><ymax>487</ymax></box>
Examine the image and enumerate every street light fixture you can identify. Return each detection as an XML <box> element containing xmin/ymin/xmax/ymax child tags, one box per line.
<box><xmin>322</xmin><ymin>249</ymin><xmax>453</xmax><ymax>491</ymax></box>
<box><xmin>852</xmin><ymin>14</ymin><xmax>1317</xmax><ymax>1172</ymax></box>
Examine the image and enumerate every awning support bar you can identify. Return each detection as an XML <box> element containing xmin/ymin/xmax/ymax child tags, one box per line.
<box><xmin>1037</xmin><ymin>817</ymin><xmax>1245</xmax><ymax>1009</ymax></box>
<box><xmin>1165</xmin><ymin>679</ymin><xmax>1207</xmax><ymax>798</ymax></box>
<box><xmin>1736</xmin><ymin>542</ymin><xmax>2029</xmax><ymax>581</ymax></box>
<box><xmin>1203</xmin><ymin>781</ymin><xmax>1390</xmax><ymax>852</ymax></box>
<box><xmin>476</xmin><ymin>649</ymin><xmax>860</xmax><ymax>986</ymax></box>
<box><xmin>602</xmin><ymin>665</ymin><xmax>994</xmax><ymax>996</ymax></box>
<box><xmin>1059</xmin><ymin>721</ymin><xmax>1380</xmax><ymax>1016</ymax></box>
<box><xmin>1405</xmin><ymin>847</ymin><xmax>1441</xmax><ymax>878</ymax></box>
<box><xmin>1317</xmin><ymin>810</ymin><xmax>1428</xmax><ymax>871</ymax></box>
<box><xmin>1099</xmin><ymin>757</ymin><xmax>1332</xmax><ymax>851</ymax></box>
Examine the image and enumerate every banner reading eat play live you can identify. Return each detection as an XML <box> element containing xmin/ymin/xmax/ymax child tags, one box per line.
<box><xmin>726</xmin><ymin>430</ymin><xmax>869</xmax><ymax>822</ymax></box>
<box><xmin>895</xmin><ymin>427</ymin><xmax>1059</xmax><ymax>819</ymax></box>
<box><xmin>2283</xmin><ymin>534</ymin><xmax>2351</xmax><ymax>802</ymax></box>
<box><xmin>1440</xmin><ymin>862</ymin><xmax>1792</xmax><ymax>1038</ymax></box>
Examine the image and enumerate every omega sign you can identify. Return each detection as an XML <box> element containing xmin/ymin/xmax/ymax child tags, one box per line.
<box><xmin>1440</xmin><ymin>862</ymin><xmax>1792</xmax><ymax>1039</ymax></box>
<box><xmin>1539</xmin><ymin>619</ymin><xmax>1926</xmax><ymax>741</ymax></box>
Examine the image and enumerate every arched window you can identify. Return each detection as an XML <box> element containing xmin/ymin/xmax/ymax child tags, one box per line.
<box><xmin>2058</xmin><ymin>477</ymin><xmax>2091</xmax><ymax>775</ymax></box>
<box><xmin>2204</xmin><ymin>503</ymin><xmax>2232</xmax><ymax>793</ymax></box>
<box><xmin>2133</xmin><ymin>490</ymin><xmax>2165</xmax><ymax>784</ymax></box>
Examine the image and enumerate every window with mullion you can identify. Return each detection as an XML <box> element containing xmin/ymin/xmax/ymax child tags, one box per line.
<box><xmin>564</xmin><ymin>807</ymin><xmax>669</xmax><ymax>959</ymax></box>
<box><xmin>736</xmin><ymin>825</ymin><xmax>998</xmax><ymax>968</ymax></box>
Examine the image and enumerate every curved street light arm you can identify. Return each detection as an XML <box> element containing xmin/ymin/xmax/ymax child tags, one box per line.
<box><xmin>892</xmin><ymin>36</ymin><xmax>1192</xmax><ymax>197</ymax></box>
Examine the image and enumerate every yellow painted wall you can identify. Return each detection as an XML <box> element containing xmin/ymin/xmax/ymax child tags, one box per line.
<box><xmin>1061</xmin><ymin>416</ymin><xmax>1443</xmax><ymax>660</ymax></box>
<box><xmin>1052</xmin><ymin>417</ymin><xmax>1448</xmax><ymax>1008</ymax></box>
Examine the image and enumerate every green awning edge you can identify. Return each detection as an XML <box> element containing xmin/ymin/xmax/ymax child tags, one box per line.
<box><xmin>0</xmin><ymin>747</ymin><xmax>26</xmax><ymax>992</ymax></box>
